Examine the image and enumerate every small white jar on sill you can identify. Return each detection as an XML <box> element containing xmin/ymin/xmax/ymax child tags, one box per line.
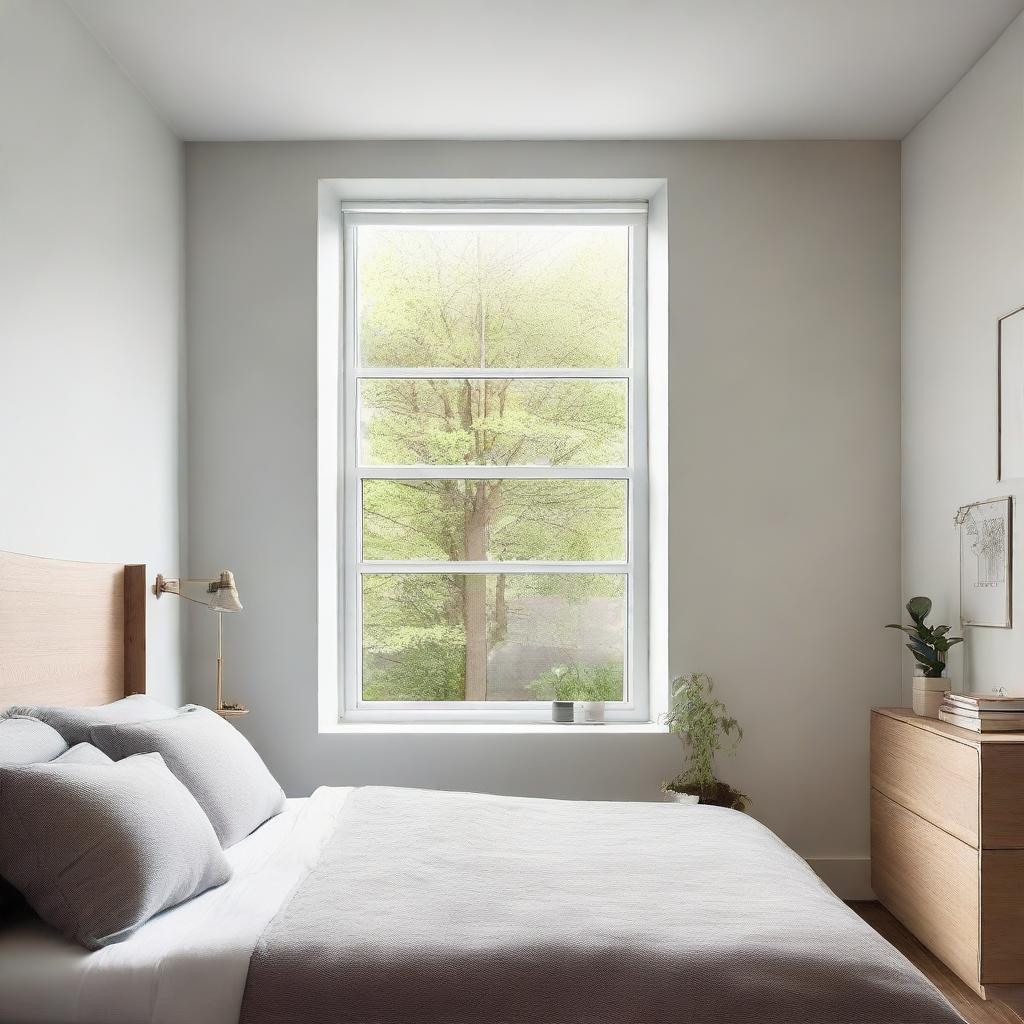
<box><xmin>573</xmin><ymin>701</ymin><xmax>606</xmax><ymax>725</ymax></box>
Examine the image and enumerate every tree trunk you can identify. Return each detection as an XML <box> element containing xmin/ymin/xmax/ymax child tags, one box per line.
<box><xmin>492</xmin><ymin>571</ymin><xmax>507</xmax><ymax>648</ymax></box>
<box><xmin>463</xmin><ymin>481</ymin><xmax>489</xmax><ymax>700</ymax></box>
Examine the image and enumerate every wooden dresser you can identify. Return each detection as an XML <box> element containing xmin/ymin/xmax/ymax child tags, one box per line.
<box><xmin>871</xmin><ymin>707</ymin><xmax>1024</xmax><ymax>1001</ymax></box>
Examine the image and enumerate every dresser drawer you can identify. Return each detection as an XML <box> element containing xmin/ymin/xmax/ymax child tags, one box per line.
<box><xmin>871</xmin><ymin>789</ymin><xmax>980</xmax><ymax>993</ymax></box>
<box><xmin>981</xmin><ymin>849</ymin><xmax>1024</xmax><ymax>983</ymax></box>
<box><xmin>871</xmin><ymin>711</ymin><xmax>980</xmax><ymax>846</ymax></box>
<box><xmin>980</xmin><ymin>745</ymin><xmax>1024</xmax><ymax>848</ymax></box>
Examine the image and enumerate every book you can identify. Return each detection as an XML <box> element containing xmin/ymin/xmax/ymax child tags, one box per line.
<box><xmin>940</xmin><ymin>707</ymin><xmax>1024</xmax><ymax>722</ymax></box>
<box><xmin>943</xmin><ymin>693</ymin><xmax>1024</xmax><ymax>712</ymax></box>
<box><xmin>938</xmin><ymin>709</ymin><xmax>1024</xmax><ymax>732</ymax></box>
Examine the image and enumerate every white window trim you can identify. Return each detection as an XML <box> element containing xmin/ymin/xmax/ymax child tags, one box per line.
<box><xmin>316</xmin><ymin>180</ymin><xmax>669</xmax><ymax>732</ymax></box>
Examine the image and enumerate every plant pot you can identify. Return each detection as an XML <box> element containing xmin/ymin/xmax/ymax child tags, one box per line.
<box><xmin>664</xmin><ymin>790</ymin><xmax>700</xmax><ymax>805</ymax></box>
<box><xmin>912</xmin><ymin>675</ymin><xmax>947</xmax><ymax>718</ymax></box>
<box><xmin>663</xmin><ymin>781</ymin><xmax>749</xmax><ymax>811</ymax></box>
<box><xmin>573</xmin><ymin>701</ymin><xmax>605</xmax><ymax>725</ymax></box>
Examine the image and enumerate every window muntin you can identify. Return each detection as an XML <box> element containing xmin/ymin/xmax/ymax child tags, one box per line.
<box><xmin>342</xmin><ymin>204</ymin><xmax>648</xmax><ymax>723</ymax></box>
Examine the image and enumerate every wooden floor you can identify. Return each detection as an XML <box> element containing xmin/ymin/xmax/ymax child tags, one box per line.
<box><xmin>851</xmin><ymin>902</ymin><xmax>1024</xmax><ymax>1024</ymax></box>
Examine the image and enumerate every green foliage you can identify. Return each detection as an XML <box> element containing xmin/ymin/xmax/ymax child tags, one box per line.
<box><xmin>363</xmin><ymin>479</ymin><xmax>626</xmax><ymax>563</ymax></box>
<box><xmin>358</xmin><ymin>228</ymin><xmax>627</xmax><ymax>369</ymax></box>
<box><xmin>361</xmin><ymin>379</ymin><xmax>627</xmax><ymax>468</ymax></box>
<box><xmin>527</xmin><ymin>663</ymin><xmax>623</xmax><ymax>702</ymax></box>
<box><xmin>885</xmin><ymin>596</ymin><xmax>963</xmax><ymax>678</ymax></box>
<box><xmin>662</xmin><ymin>673</ymin><xmax>744</xmax><ymax>795</ymax></box>
<box><xmin>356</xmin><ymin>228</ymin><xmax>631</xmax><ymax>702</ymax></box>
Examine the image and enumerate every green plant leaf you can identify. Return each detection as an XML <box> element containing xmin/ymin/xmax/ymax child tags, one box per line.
<box><xmin>906</xmin><ymin>642</ymin><xmax>941</xmax><ymax>668</ymax></box>
<box><xmin>907</xmin><ymin>637</ymin><xmax>938</xmax><ymax>659</ymax></box>
<box><xmin>907</xmin><ymin>596</ymin><xmax>932</xmax><ymax>623</ymax></box>
<box><xmin>886</xmin><ymin>625</ymin><xmax>918</xmax><ymax>636</ymax></box>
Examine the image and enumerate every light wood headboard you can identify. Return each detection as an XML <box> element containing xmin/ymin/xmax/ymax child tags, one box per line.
<box><xmin>0</xmin><ymin>551</ymin><xmax>146</xmax><ymax>709</ymax></box>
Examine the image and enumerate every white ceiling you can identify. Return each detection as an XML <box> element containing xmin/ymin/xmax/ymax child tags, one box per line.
<box><xmin>67</xmin><ymin>0</ymin><xmax>1024</xmax><ymax>142</ymax></box>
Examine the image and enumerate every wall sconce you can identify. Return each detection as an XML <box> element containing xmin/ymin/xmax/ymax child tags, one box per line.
<box><xmin>154</xmin><ymin>570</ymin><xmax>248</xmax><ymax>717</ymax></box>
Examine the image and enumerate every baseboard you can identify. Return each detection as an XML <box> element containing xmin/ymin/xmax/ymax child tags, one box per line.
<box><xmin>806</xmin><ymin>857</ymin><xmax>874</xmax><ymax>900</ymax></box>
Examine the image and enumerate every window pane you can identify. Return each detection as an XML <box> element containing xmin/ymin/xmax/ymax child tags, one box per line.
<box><xmin>357</xmin><ymin>227</ymin><xmax>628</xmax><ymax>368</ymax></box>
<box><xmin>359</xmin><ymin>378</ymin><xmax>627</xmax><ymax>466</ymax></box>
<box><xmin>362</xmin><ymin>480</ymin><xmax>627</xmax><ymax>561</ymax></box>
<box><xmin>361</xmin><ymin>573</ymin><xmax>625</xmax><ymax>702</ymax></box>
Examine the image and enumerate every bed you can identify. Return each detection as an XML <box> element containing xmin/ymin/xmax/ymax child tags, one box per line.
<box><xmin>0</xmin><ymin>551</ymin><xmax>965</xmax><ymax>1024</ymax></box>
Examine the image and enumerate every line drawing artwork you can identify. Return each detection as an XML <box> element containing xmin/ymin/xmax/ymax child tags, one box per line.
<box><xmin>957</xmin><ymin>497</ymin><xmax>1012</xmax><ymax>627</ymax></box>
<box><xmin>966</xmin><ymin>514</ymin><xmax>1005</xmax><ymax>588</ymax></box>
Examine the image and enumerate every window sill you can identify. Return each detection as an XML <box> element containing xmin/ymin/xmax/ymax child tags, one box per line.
<box><xmin>320</xmin><ymin>722</ymin><xmax>669</xmax><ymax>735</ymax></box>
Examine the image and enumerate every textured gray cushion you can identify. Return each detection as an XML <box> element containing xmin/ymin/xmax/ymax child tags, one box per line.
<box><xmin>0</xmin><ymin>716</ymin><xmax>68</xmax><ymax>765</ymax></box>
<box><xmin>0</xmin><ymin>752</ymin><xmax>231</xmax><ymax>949</ymax></box>
<box><xmin>91</xmin><ymin>706</ymin><xmax>285</xmax><ymax>848</ymax></box>
<box><xmin>0</xmin><ymin>717</ymin><xmax>71</xmax><ymax>916</ymax></box>
<box><xmin>6</xmin><ymin>694</ymin><xmax>177</xmax><ymax>746</ymax></box>
<box><xmin>0</xmin><ymin>746</ymin><xmax>114</xmax><ymax>914</ymax></box>
<box><xmin>52</xmin><ymin>742</ymin><xmax>114</xmax><ymax>766</ymax></box>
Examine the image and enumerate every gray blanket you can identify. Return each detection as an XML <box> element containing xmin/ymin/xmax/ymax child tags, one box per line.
<box><xmin>239</xmin><ymin>787</ymin><xmax>962</xmax><ymax>1024</ymax></box>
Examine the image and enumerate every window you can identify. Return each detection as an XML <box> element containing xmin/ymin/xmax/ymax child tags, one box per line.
<box><xmin>340</xmin><ymin>202</ymin><xmax>648</xmax><ymax>723</ymax></box>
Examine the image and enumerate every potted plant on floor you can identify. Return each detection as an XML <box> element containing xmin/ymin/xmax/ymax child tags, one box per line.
<box><xmin>662</xmin><ymin>673</ymin><xmax>748</xmax><ymax>809</ymax></box>
<box><xmin>885</xmin><ymin>596</ymin><xmax>963</xmax><ymax>717</ymax></box>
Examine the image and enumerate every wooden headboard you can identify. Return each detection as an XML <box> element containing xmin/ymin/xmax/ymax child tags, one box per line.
<box><xmin>0</xmin><ymin>551</ymin><xmax>146</xmax><ymax>709</ymax></box>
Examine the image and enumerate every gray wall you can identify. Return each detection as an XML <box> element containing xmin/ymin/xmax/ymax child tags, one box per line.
<box><xmin>902</xmin><ymin>13</ymin><xmax>1024</xmax><ymax>701</ymax></box>
<box><xmin>0</xmin><ymin>0</ymin><xmax>186</xmax><ymax>703</ymax></box>
<box><xmin>186</xmin><ymin>140</ymin><xmax>900</xmax><ymax>889</ymax></box>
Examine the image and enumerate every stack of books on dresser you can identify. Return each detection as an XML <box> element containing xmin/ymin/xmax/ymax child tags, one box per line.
<box><xmin>938</xmin><ymin>693</ymin><xmax>1024</xmax><ymax>732</ymax></box>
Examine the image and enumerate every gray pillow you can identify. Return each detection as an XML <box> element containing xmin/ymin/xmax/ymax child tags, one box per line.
<box><xmin>1</xmin><ymin>739</ymin><xmax>110</xmax><ymax>915</ymax></box>
<box><xmin>0</xmin><ymin>752</ymin><xmax>231</xmax><ymax>949</ymax></box>
<box><xmin>7</xmin><ymin>694</ymin><xmax>177</xmax><ymax>745</ymax></box>
<box><xmin>0</xmin><ymin>716</ymin><xmax>68</xmax><ymax>765</ymax></box>
<box><xmin>52</xmin><ymin>742</ymin><xmax>114</xmax><ymax>766</ymax></box>
<box><xmin>91</xmin><ymin>706</ymin><xmax>285</xmax><ymax>848</ymax></box>
<box><xmin>0</xmin><ymin>717</ymin><xmax>72</xmax><ymax>916</ymax></box>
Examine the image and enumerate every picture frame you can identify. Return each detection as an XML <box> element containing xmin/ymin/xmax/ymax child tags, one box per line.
<box><xmin>998</xmin><ymin>305</ymin><xmax>1024</xmax><ymax>481</ymax></box>
<box><xmin>957</xmin><ymin>496</ymin><xmax>1012</xmax><ymax>628</ymax></box>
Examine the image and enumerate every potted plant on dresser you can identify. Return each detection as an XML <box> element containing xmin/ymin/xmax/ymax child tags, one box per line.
<box><xmin>885</xmin><ymin>596</ymin><xmax>963</xmax><ymax>718</ymax></box>
<box><xmin>662</xmin><ymin>673</ymin><xmax>748</xmax><ymax>809</ymax></box>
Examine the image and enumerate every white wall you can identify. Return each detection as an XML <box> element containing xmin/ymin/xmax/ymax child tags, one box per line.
<box><xmin>902</xmin><ymin>14</ymin><xmax>1024</xmax><ymax>701</ymax></box>
<box><xmin>0</xmin><ymin>0</ymin><xmax>185</xmax><ymax>703</ymax></box>
<box><xmin>186</xmin><ymin>140</ymin><xmax>900</xmax><ymax>891</ymax></box>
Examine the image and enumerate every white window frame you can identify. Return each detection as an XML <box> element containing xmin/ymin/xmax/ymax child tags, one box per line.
<box><xmin>339</xmin><ymin>201</ymin><xmax>649</xmax><ymax>724</ymax></box>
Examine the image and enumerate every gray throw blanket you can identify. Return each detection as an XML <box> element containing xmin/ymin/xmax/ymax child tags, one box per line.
<box><xmin>240</xmin><ymin>787</ymin><xmax>962</xmax><ymax>1024</ymax></box>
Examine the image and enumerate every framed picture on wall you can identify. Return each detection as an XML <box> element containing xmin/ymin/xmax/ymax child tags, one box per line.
<box><xmin>998</xmin><ymin>305</ymin><xmax>1024</xmax><ymax>480</ymax></box>
<box><xmin>957</xmin><ymin>496</ymin><xmax>1012</xmax><ymax>628</ymax></box>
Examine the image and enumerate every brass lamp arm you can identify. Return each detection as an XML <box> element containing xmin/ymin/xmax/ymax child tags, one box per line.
<box><xmin>153</xmin><ymin>574</ymin><xmax>231</xmax><ymax>599</ymax></box>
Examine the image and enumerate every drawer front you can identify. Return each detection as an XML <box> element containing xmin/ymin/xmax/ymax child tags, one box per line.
<box><xmin>871</xmin><ymin>712</ymin><xmax>980</xmax><ymax>846</ymax></box>
<box><xmin>981</xmin><ymin>745</ymin><xmax>1024</xmax><ymax>849</ymax></box>
<box><xmin>981</xmin><ymin>850</ymin><xmax>1024</xmax><ymax>983</ymax></box>
<box><xmin>871</xmin><ymin>790</ymin><xmax>980</xmax><ymax>993</ymax></box>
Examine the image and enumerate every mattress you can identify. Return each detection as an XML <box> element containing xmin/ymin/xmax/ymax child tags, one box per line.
<box><xmin>0</xmin><ymin>790</ymin><xmax>352</xmax><ymax>1024</ymax></box>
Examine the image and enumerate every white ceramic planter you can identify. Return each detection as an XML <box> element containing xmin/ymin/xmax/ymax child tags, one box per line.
<box><xmin>573</xmin><ymin>701</ymin><xmax>605</xmax><ymax>725</ymax></box>
<box><xmin>912</xmin><ymin>675</ymin><xmax>947</xmax><ymax>718</ymax></box>
<box><xmin>664</xmin><ymin>791</ymin><xmax>700</xmax><ymax>805</ymax></box>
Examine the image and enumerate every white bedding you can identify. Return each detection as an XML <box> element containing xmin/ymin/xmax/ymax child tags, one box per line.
<box><xmin>0</xmin><ymin>788</ymin><xmax>352</xmax><ymax>1024</ymax></box>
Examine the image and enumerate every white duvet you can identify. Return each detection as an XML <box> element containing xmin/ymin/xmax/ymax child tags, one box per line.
<box><xmin>0</xmin><ymin>789</ymin><xmax>351</xmax><ymax>1024</ymax></box>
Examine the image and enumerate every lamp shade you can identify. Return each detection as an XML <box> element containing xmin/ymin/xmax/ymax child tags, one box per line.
<box><xmin>208</xmin><ymin>570</ymin><xmax>243</xmax><ymax>612</ymax></box>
